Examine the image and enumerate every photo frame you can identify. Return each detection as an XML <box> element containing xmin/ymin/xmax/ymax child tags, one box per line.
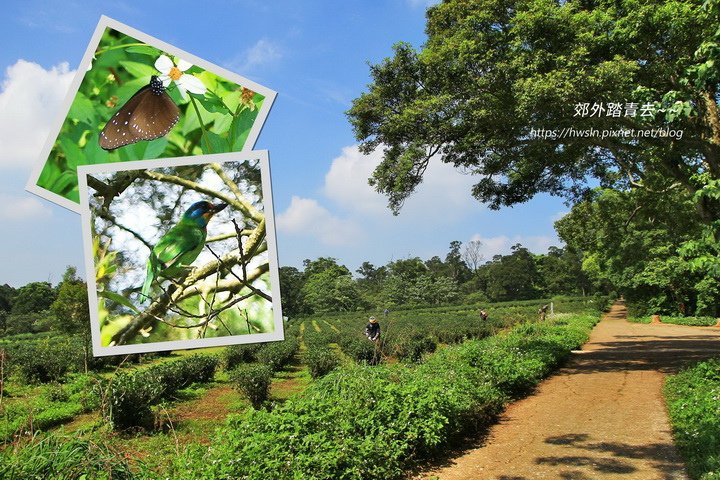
<box><xmin>27</xmin><ymin>15</ymin><xmax>276</xmax><ymax>213</ymax></box>
<box><xmin>78</xmin><ymin>150</ymin><xmax>284</xmax><ymax>356</ymax></box>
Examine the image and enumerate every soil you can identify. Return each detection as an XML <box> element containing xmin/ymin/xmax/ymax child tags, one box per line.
<box><xmin>420</xmin><ymin>301</ymin><xmax>720</xmax><ymax>480</ymax></box>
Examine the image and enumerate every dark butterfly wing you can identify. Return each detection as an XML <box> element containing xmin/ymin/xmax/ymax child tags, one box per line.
<box><xmin>99</xmin><ymin>86</ymin><xmax>149</xmax><ymax>150</ymax></box>
<box><xmin>128</xmin><ymin>92</ymin><xmax>180</xmax><ymax>142</ymax></box>
<box><xmin>99</xmin><ymin>77</ymin><xmax>180</xmax><ymax>151</ymax></box>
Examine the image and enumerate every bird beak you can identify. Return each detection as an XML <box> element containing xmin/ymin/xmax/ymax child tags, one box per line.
<box><xmin>211</xmin><ymin>203</ymin><xmax>228</xmax><ymax>213</ymax></box>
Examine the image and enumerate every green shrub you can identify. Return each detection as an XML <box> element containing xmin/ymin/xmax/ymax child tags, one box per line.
<box><xmin>339</xmin><ymin>336</ymin><xmax>380</xmax><ymax>364</ymax></box>
<box><xmin>105</xmin><ymin>354</ymin><xmax>218</xmax><ymax>430</ymax></box>
<box><xmin>629</xmin><ymin>316</ymin><xmax>718</xmax><ymax>327</ymax></box>
<box><xmin>304</xmin><ymin>346</ymin><xmax>339</xmax><ymax>378</ymax></box>
<box><xmin>44</xmin><ymin>383</ymin><xmax>69</xmax><ymax>402</ymax></box>
<box><xmin>152</xmin><ymin>354</ymin><xmax>219</xmax><ymax>394</ymax></box>
<box><xmin>303</xmin><ymin>329</ymin><xmax>340</xmax><ymax>348</ymax></box>
<box><xmin>32</xmin><ymin>402</ymin><xmax>84</xmax><ymax>431</ymax></box>
<box><xmin>7</xmin><ymin>337</ymin><xmax>83</xmax><ymax>383</ymax></box>
<box><xmin>178</xmin><ymin>312</ymin><xmax>599</xmax><ymax>480</ymax></box>
<box><xmin>231</xmin><ymin>363</ymin><xmax>273</xmax><ymax>409</ymax></box>
<box><xmin>665</xmin><ymin>359</ymin><xmax>720</xmax><ymax>479</ymax></box>
<box><xmin>393</xmin><ymin>333</ymin><xmax>437</xmax><ymax>363</ymax></box>
<box><xmin>106</xmin><ymin>371</ymin><xmax>164</xmax><ymax>430</ymax></box>
<box><xmin>223</xmin><ymin>344</ymin><xmax>262</xmax><ymax>370</ymax></box>
<box><xmin>65</xmin><ymin>373</ymin><xmax>102</xmax><ymax>411</ymax></box>
<box><xmin>255</xmin><ymin>338</ymin><xmax>298</xmax><ymax>371</ymax></box>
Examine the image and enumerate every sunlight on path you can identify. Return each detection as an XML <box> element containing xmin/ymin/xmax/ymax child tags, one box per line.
<box><xmin>421</xmin><ymin>302</ymin><xmax>720</xmax><ymax>480</ymax></box>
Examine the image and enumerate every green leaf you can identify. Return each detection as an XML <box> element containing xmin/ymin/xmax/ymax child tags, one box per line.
<box><xmin>83</xmin><ymin>132</ymin><xmax>110</xmax><ymax>166</ymax></box>
<box><xmin>114</xmin><ymin>77</ymin><xmax>150</xmax><ymax>106</ymax></box>
<box><xmin>68</xmin><ymin>92</ymin><xmax>95</xmax><ymax>125</ymax></box>
<box><xmin>118</xmin><ymin>60</ymin><xmax>156</xmax><ymax>80</ymax></box>
<box><xmin>98</xmin><ymin>290</ymin><xmax>141</xmax><ymax>314</ymax></box>
<box><xmin>220</xmin><ymin>89</ymin><xmax>240</xmax><ymax>112</ymax></box>
<box><xmin>182</xmin><ymin>99</ymin><xmax>212</xmax><ymax>135</ymax></box>
<box><xmin>230</xmin><ymin>107</ymin><xmax>259</xmax><ymax>150</ymax></box>
<box><xmin>125</xmin><ymin>45</ymin><xmax>161</xmax><ymax>57</ymax></box>
<box><xmin>200</xmin><ymin>130</ymin><xmax>229</xmax><ymax>154</ymax></box>
<box><xmin>59</xmin><ymin>137</ymin><xmax>85</xmax><ymax>170</ymax></box>
<box><xmin>143</xmin><ymin>137</ymin><xmax>170</xmax><ymax>159</ymax></box>
<box><xmin>195</xmin><ymin>91</ymin><xmax>231</xmax><ymax>114</ymax></box>
<box><xmin>211</xmin><ymin>113</ymin><xmax>233</xmax><ymax>135</ymax></box>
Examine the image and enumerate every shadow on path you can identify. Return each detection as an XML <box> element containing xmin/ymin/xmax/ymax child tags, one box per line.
<box><xmin>537</xmin><ymin>433</ymin><xmax>688</xmax><ymax>480</ymax></box>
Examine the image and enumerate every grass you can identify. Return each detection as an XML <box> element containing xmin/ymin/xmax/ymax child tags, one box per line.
<box><xmin>665</xmin><ymin>358</ymin><xmax>720</xmax><ymax>480</ymax></box>
<box><xmin>628</xmin><ymin>316</ymin><xmax>719</xmax><ymax>327</ymax></box>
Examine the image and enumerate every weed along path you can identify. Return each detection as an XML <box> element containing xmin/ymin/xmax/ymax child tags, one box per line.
<box><xmin>421</xmin><ymin>302</ymin><xmax>720</xmax><ymax>480</ymax></box>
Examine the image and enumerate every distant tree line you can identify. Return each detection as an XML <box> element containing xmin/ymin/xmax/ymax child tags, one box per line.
<box><xmin>279</xmin><ymin>241</ymin><xmax>595</xmax><ymax>317</ymax></box>
<box><xmin>0</xmin><ymin>267</ymin><xmax>89</xmax><ymax>338</ymax></box>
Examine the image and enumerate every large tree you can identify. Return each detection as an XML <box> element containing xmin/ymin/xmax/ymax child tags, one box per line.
<box><xmin>485</xmin><ymin>244</ymin><xmax>542</xmax><ymax>301</ymax></box>
<box><xmin>556</xmin><ymin>187</ymin><xmax>716</xmax><ymax>314</ymax></box>
<box><xmin>348</xmin><ymin>0</ymin><xmax>720</xmax><ymax>224</ymax></box>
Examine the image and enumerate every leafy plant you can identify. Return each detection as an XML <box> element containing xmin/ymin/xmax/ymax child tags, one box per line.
<box><xmin>665</xmin><ymin>359</ymin><xmax>720</xmax><ymax>479</ymax></box>
<box><xmin>36</xmin><ymin>27</ymin><xmax>266</xmax><ymax>203</ymax></box>
<box><xmin>304</xmin><ymin>346</ymin><xmax>339</xmax><ymax>379</ymax></box>
<box><xmin>230</xmin><ymin>363</ymin><xmax>273</xmax><ymax>409</ymax></box>
<box><xmin>0</xmin><ymin>431</ymin><xmax>142</xmax><ymax>479</ymax></box>
<box><xmin>178</xmin><ymin>312</ymin><xmax>599</xmax><ymax>479</ymax></box>
<box><xmin>255</xmin><ymin>338</ymin><xmax>298</xmax><ymax>371</ymax></box>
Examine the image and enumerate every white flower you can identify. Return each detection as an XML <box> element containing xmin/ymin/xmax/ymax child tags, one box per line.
<box><xmin>154</xmin><ymin>54</ymin><xmax>207</xmax><ymax>99</ymax></box>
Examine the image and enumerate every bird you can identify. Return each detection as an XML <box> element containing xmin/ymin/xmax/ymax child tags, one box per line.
<box><xmin>141</xmin><ymin>201</ymin><xmax>228</xmax><ymax>300</ymax></box>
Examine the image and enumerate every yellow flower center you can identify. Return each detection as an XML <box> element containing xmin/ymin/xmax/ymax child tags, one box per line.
<box><xmin>169</xmin><ymin>66</ymin><xmax>183</xmax><ymax>81</ymax></box>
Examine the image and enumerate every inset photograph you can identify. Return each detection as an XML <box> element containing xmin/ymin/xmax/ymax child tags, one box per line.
<box><xmin>27</xmin><ymin>16</ymin><xmax>276</xmax><ymax>212</ymax></box>
<box><xmin>78</xmin><ymin>151</ymin><xmax>283</xmax><ymax>356</ymax></box>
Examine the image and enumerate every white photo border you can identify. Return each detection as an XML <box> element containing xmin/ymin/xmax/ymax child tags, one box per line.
<box><xmin>78</xmin><ymin>150</ymin><xmax>284</xmax><ymax>356</ymax></box>
<box><xmin>27</xmin><ymin>15</ymin><xmax>277</xmax><ymax>214</ymax></box>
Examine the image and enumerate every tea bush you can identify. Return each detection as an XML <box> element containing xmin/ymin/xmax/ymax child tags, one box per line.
<box><xmin>223</xmin><ymin>343</ymin><xmax>262</xmax><ymax>370</ymax></box>
<box><xmin>339</xmin><ymin>336</ymin><xmax>380</xmax><ymax>364</ymax></box>
<box><xmin>255</xmin><ymin>338</ymin><xmax>298</xmax><ymax>371</ymax></box>
<box><xmin>392</xmin><ymin>333</ymin><xmax>437</xmax><ymax>363</ymax></box>
<box><xmin>230</xmin><ymin>363</ymin><xmax>273</xmax><ymax>409</ymax></box>
<box><xmin>179</xmin><ymin>312</ymin><xmax>599</xmax><ymax>479</ymax></box>
<box><xmin>105</xmin><ymin>354</ymin><xmax>218</xmax><ymax>429</ymax></box>
<box><xmin>6</xmin><ymin>337</ymin><xmax>84</xmax><ymax>383</ymax></box>
<box><xmin>304</xmin><ymin>346</ymin><xmax>340</xmax><ymax>378</ymax></box>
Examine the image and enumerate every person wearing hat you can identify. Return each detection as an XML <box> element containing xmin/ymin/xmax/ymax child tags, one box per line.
<box><xmin>365</xmin><ymin>316</ymin><xmax>380</xmax><ymax>342</ymax></box>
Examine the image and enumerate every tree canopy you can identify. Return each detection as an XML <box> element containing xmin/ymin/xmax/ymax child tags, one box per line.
<box><xmin>348</xmin><ymin>0</ymin><xmax>720</xmax><ymax>223</ymax></box>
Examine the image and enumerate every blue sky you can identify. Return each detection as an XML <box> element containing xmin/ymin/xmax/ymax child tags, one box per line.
<box><xmin>0</xmin><ymin>0</ymin><xmax>567</xmax><ymax>287</ymax></box>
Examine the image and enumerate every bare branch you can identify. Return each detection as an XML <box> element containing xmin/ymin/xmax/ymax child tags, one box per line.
<box><xmin>140</xmin><ymin>170</ymin><xmax>263</xmax><ymax>223</ymax></box>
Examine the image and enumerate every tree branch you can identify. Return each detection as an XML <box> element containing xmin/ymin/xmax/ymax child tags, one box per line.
<box><xmin>139</xmin><ymin>170</ymin><xmax>263</xmax><ymax>223</ymax></box>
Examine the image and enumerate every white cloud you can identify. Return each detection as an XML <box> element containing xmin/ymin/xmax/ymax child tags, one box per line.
<box><xmin>0</xmin><ymin>193</ymin><xmax>51</xmax><ymax>220</ymax></box>
<box><xmin>322</xmin><ymin>145</ymin><xmax>479</xmax><ymax>220</ymax></box>
<box><xmin>0</xmin><ymin>60</ymin><xmax>75</xmax><ymax>169</ymax></box>
<box><xmin>322</xmin><ymin>146</ymin><xmax>387</xmax><ymax>216</ymax></box>
<box><xmin>228</xmin><ymin>39</ymin><xmax>282</xmax><ymax>74</ymax></box>
<box><xmin>468</xmin><ymin>233</ymin><xmax>558</xmax><ymax>260</ymax></box>
<box><xmin>276</xmin><ymin>196</ymin><xmax>363</xmax><ymax>247</ymax></box>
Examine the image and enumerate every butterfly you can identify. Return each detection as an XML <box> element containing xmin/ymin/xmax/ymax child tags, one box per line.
<box><xmin>99</xmin><ymin>75</ymin><xmax>180</xmax><ymax>150</ymax></box>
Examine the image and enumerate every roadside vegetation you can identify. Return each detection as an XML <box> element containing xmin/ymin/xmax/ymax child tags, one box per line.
<box><xmin>665</xmin><ymin>359</ymin><xmax>720</xmax><ymax>480</ymax></box>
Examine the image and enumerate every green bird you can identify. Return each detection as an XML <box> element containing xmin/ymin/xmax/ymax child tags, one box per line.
<box><xmin>141</xmin><ymin>200</ymin><xmax>228</xmax><ymax>300</ymax></box>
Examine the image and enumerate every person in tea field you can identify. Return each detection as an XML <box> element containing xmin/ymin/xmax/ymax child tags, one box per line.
<box><xmin>479</xmin><ymin>309</ymin><xmax>488</xmax><ymax>321</ymax></box>
<box><xmin>538</xmin><ymin>304</ymin><xmax>549</xmax><ymax>321</ymax></box>
<box><xmin>365</xmin><ymin>316</ymin><xmax>380</xmax><ymax>342</ymax></box>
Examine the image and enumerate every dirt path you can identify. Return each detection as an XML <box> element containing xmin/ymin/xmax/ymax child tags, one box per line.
<box><xmin>422</xmin><ymin>302</ymin><xmax>720</xmax><ymax>480</ymax></box>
